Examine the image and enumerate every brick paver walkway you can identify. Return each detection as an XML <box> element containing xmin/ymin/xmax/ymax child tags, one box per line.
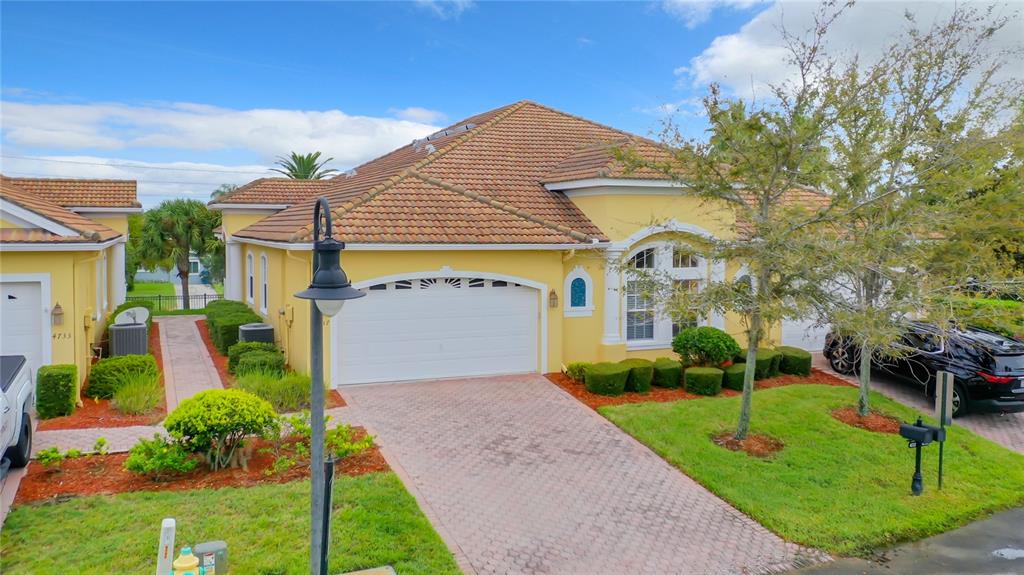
<box><xmin>813</xmin><ymin>354</ymin><xmax>1024</xmax><ymax>453</ymax></box>
<box><xmin>342</xmin><ymin>374</ymin><xmax>825</xmax><ymax>575</ymax></box>
<box><xmin>157</xmin><ymin>315</ymin><xmax>224</xmax><ymax>410</ymax></box>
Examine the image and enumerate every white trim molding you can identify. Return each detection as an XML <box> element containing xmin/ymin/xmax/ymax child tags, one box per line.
<box><xmin>0</xmin><ymin>198</ymin><xmax>80</xmax><ymax>237</ymax></box>
<box><xmin>259</xmin><ymin>252</ymin><xmax>269</xmax><ymax>316</ymax></box>
<box><xmin>613</xmin><ymin>220</ymin><xmax>717</xmax><ymax>250</ymax></box>
<box><xmin>67</xmin><ymin>206</ymin><xmax>143</xmax><ymax>214</ymax></box>
<box><xmin>544</xmin><ymin>178</ymin><xmax>685</xmax><ymax>191</ymax></box>
<box><xmin>208</xmin><ymin>204</ymin><xmax>290</xmax><ymax>212</ymax></box>
<box><xmin>232</xmin><ymin>237</ymin><xmax>606</xmax><ymax>252</ymax></box>
<box><xmin>601</xmin><ymin>247</ymin><xmax>625</xmax><ymax>345</ymax></box>
<box><xmin>563</xmin><ymin>265</ymin><xmax>594</xmax><ymax>318</ymax></box>
<box><xmin>0</xmin><ymin>272</ymin><xmax>54</xmax><ymax>366</ymax></box>
<box><xmin>342</xmin><ymin>266</ymin><xmax>549</xmax><ymax>376</ymax></box>
<box><xmin>246</xmin><ymin>251</ymin><xmax>255</xmax><ymax>304</ymax></box>
<box><xmin>0</xmin><ymin>236</ymin><xmax>125</xmax><ymax>252</ymax></box>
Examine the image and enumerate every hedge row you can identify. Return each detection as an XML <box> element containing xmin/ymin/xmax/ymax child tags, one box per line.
<box><xmin>205</xmin><ymin>300</ymin><xmax>262</xmax><ymax>355</ymax></box>
<box><xmin>228</xmin><ymin>341</ymin><xmax>279</xmax><ymax>374</ymax></box>
<box><xmin>85</xmin><ymin>354</ymin><xmax>159</xmax><ymax>399</ymax></box>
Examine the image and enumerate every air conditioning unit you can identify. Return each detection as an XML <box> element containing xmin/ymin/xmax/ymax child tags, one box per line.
<box><xmin>239</xmin><ymin>323</ymin><xmax>274</xmax><ymax>344</ymax></box>
<box><xmin>110</xmin><ymin>323</ymin><xmax>148</xmax><ymax>356</ymax></box>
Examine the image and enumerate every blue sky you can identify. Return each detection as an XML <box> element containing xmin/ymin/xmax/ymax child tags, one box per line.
<box><xmin>2</xmin><ymin>1</ymin><xmax>1010</xmax><ymax>206</ymax></box>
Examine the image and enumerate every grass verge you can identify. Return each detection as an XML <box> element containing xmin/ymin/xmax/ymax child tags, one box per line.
<box><xmin>600</xmin><ymin>385</ymin><xmax>1024</xmax><ymax>555</ymax></box>
<box><xmin>127</xmin><ymin>281</ymin><xmax>176</xmax><ymax>297</ymax></box>
<box><xmin>0</xmin><ymin>472</ymin><xmax>459</xmax><ymax>574</ymax></box>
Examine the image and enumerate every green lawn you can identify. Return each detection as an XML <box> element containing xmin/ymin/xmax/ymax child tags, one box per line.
<box><xmin>1</xmin><ymin>473</ymin><xmax>460</xmax><ymax>575</ymax></box>
<box><xmin>601</xmin><ymin>385</ymin><xmax>1024</xmax><ymax>556</ymax></box>
<box><xmin>127</xmin><ymin>281</ymin><xmax>176</xmax><ymax>297</ymax></box>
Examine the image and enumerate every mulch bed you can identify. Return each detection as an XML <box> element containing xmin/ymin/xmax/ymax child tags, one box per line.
<box><xmin>195</xmin><ymin>318</ymin><xmax>346</xmax><ymax>408</ymax></box>
<box><xmin>713</xmin><ymin>432</ymin><xmax>784</xmax><ymax>458</ymax></box>
<box><xmin>547</xmin><ymin>367</ymin><xmax>853</xmax><ymax>410</ymax></box>
<box><xmin>37</xmin><ymin>323</ymin><xmax>167</xmax><ymax>431</ymax></box>
<box><xmin>15</xmin><ymin>429</ymin><xmax>386</xmax><ymax>504</ymax></box>
<box><xmin>831</xmin><ymin>406</ymin><xmax>901</xmax><ymax>434</ymax></box>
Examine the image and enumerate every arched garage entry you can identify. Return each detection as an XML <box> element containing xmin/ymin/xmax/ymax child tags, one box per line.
<box><xmin>331</xmin><ymin>267</ymin><xmax>547</xmax><ymax>385</ymax></box>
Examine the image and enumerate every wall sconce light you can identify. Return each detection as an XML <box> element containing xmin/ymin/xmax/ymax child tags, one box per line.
<box><xmin>548</xmin><ymin>289</ymin><xmax>559</xmax><ymax>309</ymax></box>
<box><xmin>51</xmin><ymin>303</ymin><xmax>64</xmax><ymax>326</ymax></box>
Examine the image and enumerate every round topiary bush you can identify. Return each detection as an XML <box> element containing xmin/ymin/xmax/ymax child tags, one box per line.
<box><xmin>685</xmin><ymin>367</ymin><xmax>723</xmax><ymax>396</ymax></box>
<box><xmin>776</xmin><ymin>346</ymin><xmax>812</xmax><ymax>376</ymax></box>
<box><xmin>164</xmin><ymin>389</ymin><xmax>279</xmax><ymax>470</ymax></box>
<box><xmin>722</xmin><ymin>363</ymin><xmax>747</xmax><ymax>391</ymax></box>
<box><xmin>672</xmin><ymin>327</ymin><xmax>741</xmax><ymax>367</ymax></box>
<box><xmin>583</xmin><ymin>362</ymin><xmax>630</xmax><ymax>396</ymax></box>
<box><xmin>619</xmin><ymin>359</ymin><xmax>654</xmax><ymax>393</ymax></box>
<box><xmin>652</xmin><ymin>357</ymin><xmax>682</xmax><ymax>388</ymax></box>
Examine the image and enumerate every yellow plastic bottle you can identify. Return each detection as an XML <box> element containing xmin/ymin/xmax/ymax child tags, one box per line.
<box><xmin>172</xmin><ymin>546</ymin><xmax>200</xmax><ymax>575</ymax></box>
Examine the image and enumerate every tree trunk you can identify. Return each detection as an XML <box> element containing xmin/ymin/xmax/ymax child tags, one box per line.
<box><xmin>178</xmin><ymin>265</ymin><xmax>191</xmax><ymax>311</ymax></box>
<box><xmin>857</xmin><ymin>343</ymin><xmax>873</xmax><ymax>417</ymax></box>
<box><xmin>735</xmin><ymin>311</ymin><xmax>762</xmax><ymax>440</ymax></box>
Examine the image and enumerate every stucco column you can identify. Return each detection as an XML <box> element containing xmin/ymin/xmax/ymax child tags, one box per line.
<box><xmin>111</xmin><ymin>240</ymin><xmax>126</xmax><ymax>306</ymax></box>
<box><xmin>225</xmin><ymin>239</ymin><xmax>242</xmax><ymax>301</ymax></box>
<box><xmin>601</xmin><ymin>247</ymin><xmax>625</xmax><ymax>345</ymax></box>
<box><xmin>709</xmin><ymin>258</ymin><xmax>726</xmax><ymax>330</ymax></box>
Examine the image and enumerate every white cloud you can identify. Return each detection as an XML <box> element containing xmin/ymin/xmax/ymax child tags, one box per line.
<box><xmin>414</xmin><ymin>0</ymin><xmax>475</xmax><ymax>19</ymax></box>
<box><xmin>390</xmin><ymin>106</ymin><xmax>448</xmax><ymax>124</ymax></box>
<box><xmin>684</xmin><ymin>1</ymin><xmax>1022</xmax><ymax>98</ymax></box>
<box><xmin>663</xmin><ymin>0</ymin><xmax>767</xmax><ymax>29</ymax></box>
<box><xmin>0</xmin><ymin>100</ymin><xmax>441</xmax><ymax>167</ymax></box>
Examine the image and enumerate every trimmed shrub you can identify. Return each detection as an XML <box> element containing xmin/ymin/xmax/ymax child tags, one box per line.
<box><xmin>236</xmin><ymin>371</ymin><xmax>312</xmax><ymax>412</ymax></box>
<box><xmin>85</xmin><ymin>354</ymin><xmax>159</xmax><ymax>399</ymax></box>
<box><xmin>124</xmin><ymin>434</ymin><xmax>197</xmax><ymax>480</ymax></box>
<box><xmin>619</xmin><ymin>358</ymin><xmax>654</xmax><ymax>393</ymax></box>
<box><xmin>776</xmin><ymin>346</ymin><xmax>813</xmax><ymax>376</ymax></box>
<box><xmin>236</xmin><ymin>350</ymin><xmax>286</xmax><ymax>377</ymax></box>
<box><xmin>164</xmin><ymin>389</ymin><xmax>279</xmax><ymax>471</ymax></box>
<box><xmin>36</xmin><ymin>365</ymin><xmax>78</xmax><ymax>419</ymax></box>
<box><xmin>752</xmin><ymin>349</ymin><xmax>777</xmax><ymax>380</ymax></box>
<box><xmin>565</xmin><ymin>362</ymin><xmax>591</xmax><ymax>383</ymax></box>
<box><xmin>228</xmin><ymin>341</ymin><xmax>279</xmax><ymax>374</ymax></box>
<box><xmin>652</xmin><ymin>358</ymin><xmax>683</xmax><ymax>388</ymax></box>
<box><xmin>685</xmin><ymin>367</ymin><xmax>724</xmax><ymax>396</ymax></box>
<box><xmin>766</xmin><ymin>349</ymin><xmax>783</xmax><ymax>377</ymax></box>
<box><xmin>112</xmin><ymin>370</ymin><xmax>162</xmax><ymax>415</ymax></box>
<box><xmin>211</xmin><ymin>311</ymin><xmax>262</xmax><ymax>354</ymax></box>
<box><xmin>722</xmin><ymin>363</ymin><xmax>747</xmax><ymax>391</ymax></box>
<box><xmin>735</xmin><ymin>348</ymin><xmax>748</xmax><ymax>364</ymax></box>
<box><xmin>583</xmin><ymin>362</ymin><xmax>630</xmax><ymax>396</ymax></box>
<box><xmin>672</xmin><ymin>327</ymin><xmax>741</xmax><ymax>367</ymax></box>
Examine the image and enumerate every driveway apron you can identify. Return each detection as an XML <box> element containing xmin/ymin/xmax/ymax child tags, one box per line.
<box><xmin>343</xmin><ymin>374</ymin><xmax>823</xmax><ymax>575</ymax></box>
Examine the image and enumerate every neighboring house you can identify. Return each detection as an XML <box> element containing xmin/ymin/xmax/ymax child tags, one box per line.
<box><xmin>0</xmin><ymin>176</ymin><xmax>141</xmax><ymax>388</ymax></box>
<box><xmin>135</xmin><ymin>254</ymin><xmax>207</xmax><ymax>283</ymax></box>
<box><xmin>211</xmin><ymin>101</ymin><xmax>829</xmax><ymax>387</ymax></box>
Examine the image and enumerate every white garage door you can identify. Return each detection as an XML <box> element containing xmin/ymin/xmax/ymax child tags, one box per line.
<box><xmin>782</xmin><ymin>317</ymin><xmax>829</xmax><ymax>352</ymax></box>
<box><xmin>333</xmin><ymin>276</ymin><xmax>539</xmax><ymax>385</ymax></box>
<box><xmin>1</xmin><ymin>282</ymin><xmax>44</xmax><ymax>375</ymax></box>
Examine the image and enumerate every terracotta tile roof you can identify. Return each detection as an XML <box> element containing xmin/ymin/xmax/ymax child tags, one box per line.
<box><xmin>5</xmin><ymin>177</ymin><xmax>139</xmax><ymax>208</ymax></box>
<box><xmin>211</xmin><ymin>178</ymin><xmax>334</xmax><ymax>206</ymax></box>
<box><xmin>0</xmin><ymin>177</ymin><xmax>122</xmax><ymax>243</ymax></box>
<box><xmin>542</xmin><ymin>139</ymin><xmax>673</xmax><ymax>184</ymax></box>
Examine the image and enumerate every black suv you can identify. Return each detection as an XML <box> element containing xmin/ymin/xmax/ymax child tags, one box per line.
<box><xmin>823</xmin><ymin>322</ymin><xmax>1024</xmax><ymax>417</ymax></box>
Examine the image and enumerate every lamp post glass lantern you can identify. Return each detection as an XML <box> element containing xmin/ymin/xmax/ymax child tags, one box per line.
<box><xmin>294</xmin><ymin>197</ymin><xmax>365</xmax><ymax>575</ymax></box>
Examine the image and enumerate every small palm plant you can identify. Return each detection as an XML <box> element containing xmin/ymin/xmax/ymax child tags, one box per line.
<box><xmin>270</xmin><ymin>151</ymin><xmax>338</xmax><ymax>180</ymax></box>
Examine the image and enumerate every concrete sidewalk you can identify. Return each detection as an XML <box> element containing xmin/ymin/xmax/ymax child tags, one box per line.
<box><xmin>792</xmin><ymin>507</ymin><xmax>1024</xmax><ymax>575</ymax></box>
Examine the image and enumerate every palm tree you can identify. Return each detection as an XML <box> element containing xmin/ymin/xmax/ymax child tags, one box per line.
<box><xmin>139</xmin><ymin>200</ymin><xmax>221</xmax><ymax>309</ymax></box>
<box><xmin>210</xmin><ymin>183</ymin><xmax>238</xmax><ymax>200</ymax></box>
<box><xmin>270</xmin><ymin>151</ymin><xmax>339</xmax><ymax>179</ymax></box>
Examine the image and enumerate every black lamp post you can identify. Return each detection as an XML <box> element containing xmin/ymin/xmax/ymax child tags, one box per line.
<box><xmin>295</xmin><ymin>197</ymin><xmax>365</xmax><ymax>575</ymax></box>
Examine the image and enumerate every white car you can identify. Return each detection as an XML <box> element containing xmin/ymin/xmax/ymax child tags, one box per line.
<box><xmin>1</xmin><ymin>356</ymin><xmax>34</xmax><ymax>469</ymax></box>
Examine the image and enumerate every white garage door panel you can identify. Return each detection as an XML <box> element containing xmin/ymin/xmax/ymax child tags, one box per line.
<box><xmin>335</xmin><ymin>280</ymin><xmax>539</xmax><ymax>385</ymax></box>
<box><xmin>782</xmin><ymin>317</ymin><xmax>828</xmax><ymax>352</ymax></box>
<box><xmin>1</xmin><ymin>282</ymin><xmax>44</xmax><ymax>374</ymax></box>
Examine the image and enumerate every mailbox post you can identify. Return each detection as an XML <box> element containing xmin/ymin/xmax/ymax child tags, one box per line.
<box><xmin>899</xmin><ymin>417</ymin><xmax>934</xmax><ymax>496</ymax></box>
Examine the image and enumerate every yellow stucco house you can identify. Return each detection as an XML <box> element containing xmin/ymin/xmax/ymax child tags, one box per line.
<box><xmin>211</xmin><ymin>101</ymin><xmax>828</xmax><ymax>387</ymax></box>
<box><xmin>0</xmin><ymin>176</ymin><xmax>140</xmax><ymax>387</ymax></box>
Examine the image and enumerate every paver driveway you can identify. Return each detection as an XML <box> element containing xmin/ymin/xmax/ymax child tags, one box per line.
<box><xmin>812</xmin><ymin>355</ymin><xmax>1024</xmax><ymax>453</ymax></box>
<box><xmin>343</xmin><ymin>374</ymin><xmax>823</xmax><ymax>575</ymax></box>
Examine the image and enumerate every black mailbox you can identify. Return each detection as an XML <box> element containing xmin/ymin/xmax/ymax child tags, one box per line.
<box><xmin>899</xmin><ymin>423</ymin><xmax>933</xmax><ymax>446</ymax></box>
<box><xmin>921</xmin><ymin>423</ymin><xmax>946</xmax><ymax>443</ymax></box>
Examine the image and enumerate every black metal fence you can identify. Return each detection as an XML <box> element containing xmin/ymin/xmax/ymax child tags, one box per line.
<box><xmin>125</xmin><ymin>293</ymin><xmax>223</xmax><ymax>311</ymax></box>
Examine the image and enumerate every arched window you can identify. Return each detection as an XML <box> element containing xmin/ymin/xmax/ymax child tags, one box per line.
<box><xmin>624</xmin><ymin>242</ymin><xmax>708</xmax><ymax>347</ymax></box>
<box><xmin>563</xmin><ymin>266</ymin><xmax>594</xmax><ymax>317</ymax></box>
<box><xmin>246</xmin><ymin>252</ymin><xmax>254</xmax><ymax>304</ymax></box>
<box><xmin>259</xmin><ymin>254</ymin><xmax>268</xmax><ymax>315</ymax></box>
